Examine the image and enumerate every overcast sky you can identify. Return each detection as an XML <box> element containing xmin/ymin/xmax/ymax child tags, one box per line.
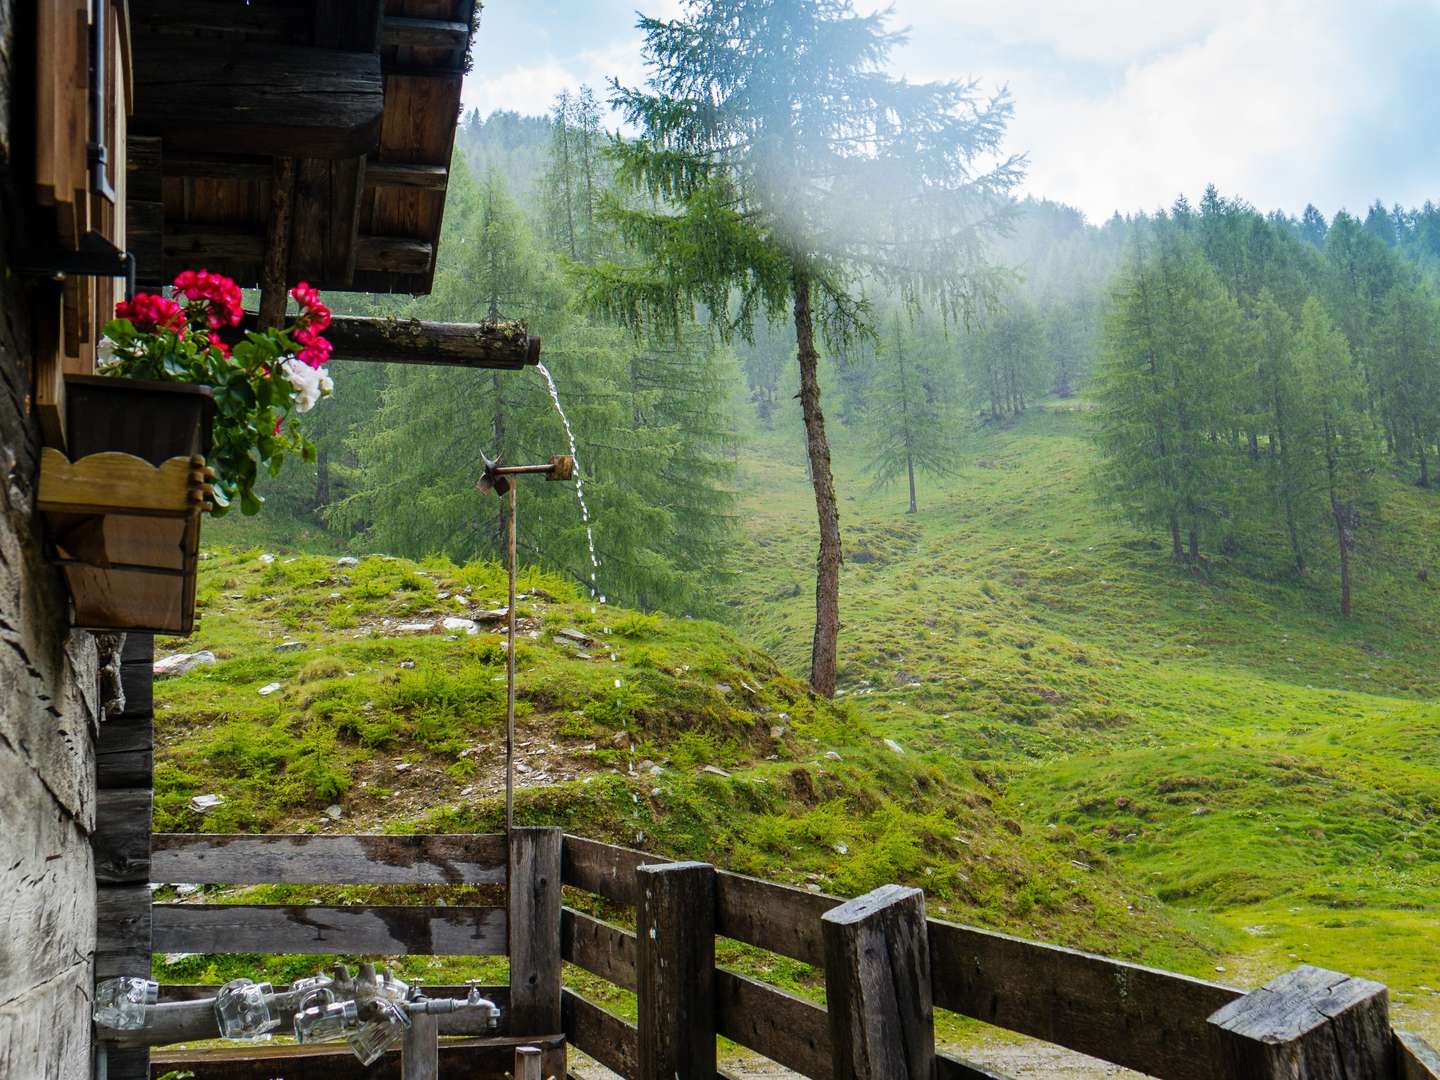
<box><xmin>462</xmin><ymin>0</ymin><xmax>1440</xmax><ymax>224</ymax></box>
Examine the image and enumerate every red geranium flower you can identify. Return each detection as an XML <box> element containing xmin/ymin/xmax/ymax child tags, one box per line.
<box><xmin>208</xmin><ymin>333</ymin><xmax>232</xmax><ymax>359</ymax></box>
<box><xmin>173</xmin><ymin>268</ymin><xmax>244</xmax><ymax>329</ymax></box>
<box><xmin>115</xmin><ymin>293</ymin><xmax>188</xmax><ymax>336</ymax></box>
<box><xmin>289</xmin><ymin>281</ymin><xmax>332</xmax><ymax>333</ymax></box>
<box><xmin>295</xmin><ymin>323</ymin><xmax>333</xmax><ymax>369</ymax></box>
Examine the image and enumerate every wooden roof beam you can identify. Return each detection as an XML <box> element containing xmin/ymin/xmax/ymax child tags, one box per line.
<box><xmin>237</xmin><ymin>313</ymin><xmax>541</xmax><ymax>370</ymax></box>
<box><xmin>365</xmin><ymin>162</ymin><xmax>449</xmax><ymax>191</ymax></box>
<box><xmin>160</xmin><ymin>227</ymin><xmax>429</xmax><ymax>276</ymax></box>
<box><xmin>131</xmin><ymin>43</ymin><xmax>383</xmax><ymax>159</ymax></box>
<box><xmin>382</xmin><ymin>16</ymin><xmax>469</xmax><ymax>49</ymax></box>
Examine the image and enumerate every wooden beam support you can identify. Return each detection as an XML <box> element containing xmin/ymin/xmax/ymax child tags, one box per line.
<box><xmin>239</xmin><ymin>312</ymin><xmax>540</xmax><ymax>369</ymax></box>
<box><xmin>258</xmin><ymin>157</ymin><xmax>295</xmax><ymax>329</ymax></box>
<box><xmin>131</xmin><ymin>43</ymin><xmax>383</xmax><ymax>159</ymax></box>
<box><xmin>365</xmin><ymin>162</ymin><xmax>450</xmax><ymax>191</ymax></box>
<box><xmin>1207</xmin><ymin>965</ymin><xmax>1394</xmax><ymax>1079</ymax></box>
<box><xmin>152</xmin><ymin>903</ymin><xmax>507</xmax><ymax>956</ymax></box>
<box><xmin>822</xmin><ymin>884</ymin><xmax>935</xmax><ymax>1080</ymax></box>
<box><xmin>401</xmin><ymin>1012</ymin><xmax>438</xmax><ymax>1080</ymax></box>
<box><xmin>507</xmin><ymin>827</ymin><xmax>563</xmax><ymax>1036</ymax></box>
<box><xmin>382</xmin><ymin>16</ymin><xmax>470</xmax><ymax>49</ymax></box>
<box><xmin>635</xmin><ymin>861</ymin><xmax>717</xmax><ymax>1080</ymax></box>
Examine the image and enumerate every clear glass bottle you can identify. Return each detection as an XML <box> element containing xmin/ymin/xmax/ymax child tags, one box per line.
<box><xmin>293</xmin><ymin>999</ymin><xmax>358</xmax><ymax>1044</ymax></box>
<box><xmin>214</xmin><ymin>978</ymin><xmax>279</xmax><ymax>1041</ymax></box>
<box><xmin>346</xmin><ymin>997</ymin><xmax>411</xmax><ymax>1065</ymax></box>
<box><xmin>93</xmin><ymin>977</ymin><xmax>158</xmax><ymax>1031</ymax></box>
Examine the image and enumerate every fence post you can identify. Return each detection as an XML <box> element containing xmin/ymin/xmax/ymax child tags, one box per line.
<box><xmin>401</xmin><ymin>1011</ymin><xmax>438</xmax><ymax>1080</ymax></box>
<box><xmin>636</xmin><ymin>861</ymin><xmax>717</xmax><ymax>1079</ymax></box>
<box><xmin>822</xmin><ymin>883</ymin><xmax>935</xmax><ymax>1080</ymax></box>
<box><xmin>508</xmin><ymin>826</ymin><xmax>564</xmax><ymax>1035</ymax></box>
<box><xmin>515</xmin><ymin>1044</ymin><xmax>543</xmax><ymax>1080</ymax></box>
<box><xmin>1207</xmin><ymin>965</ymin><xmax>1394</xmax><ymax>1079</ymax></box>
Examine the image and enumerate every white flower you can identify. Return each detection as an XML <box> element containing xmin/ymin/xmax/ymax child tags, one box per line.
<box><xmin>97</xmin><ymin>336</ymin><xmax>118</xmax><ymax>370</ymax></box>
<box><xmin>280</xmin><ymin>357</ymin><xmax>329</xmax><ymax>413</ymax></box>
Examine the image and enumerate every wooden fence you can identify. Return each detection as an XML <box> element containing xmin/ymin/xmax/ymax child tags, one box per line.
<box><xmin>121</xmin><ymin>830</ymin><xmax>1440</xmax><ymax>1080</ymax></box>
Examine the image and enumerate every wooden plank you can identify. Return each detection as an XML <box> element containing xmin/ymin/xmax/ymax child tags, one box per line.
<box><xmin>402</xmin><ymin>1011</ymin><xmax>439</xmax><ymax>1080</ymax></box>
<box><xmin>935</xmin><ymin>1054</ymin><xmax>1014</xmax><ymax>1080</ymax></box>
<box><xmin>161</xmin><ymin>152</ymin><xmax>271</xmax><ymax>183</ymax></box>
<box><xmin>1207</xmin><ymin>965</ymin><xmax>1393</xmax><ymax>1079</ymax></box>
<box><xmin>366</xmin><ymin>162</ymin><xmax>449</xmax><ymax>191</ymax></box>
<box><xmin>152</xmin><ymin>904</ymin><xmax>506</xmax><ymax>956</ymax></box>
<box><xmin>1399</xmin><ymin>1031</ymin><xmax>1440</xmax><ymax>1080</ymax></box>
<box><xmin>150</xmin><ymin>832</ymin><xmax>507</xmax><ymax>885</ymax></box>
<box><xmin>149</xmin><ymin>1034</ymin><xmax>565</xmax><ymax>1080</ymax></box>
<box><xmin>560</xmin><ymin>907</ymin><xmax>637</xmax><ymax>991</ymax></box>
<box><xmin>717</xmin><ymin>870</ymin><xmax>833</xmax><ymax>969</ymax></box>
<box><xmin>562</xmin><ymin>990</ymin><xmax>638</xmax><ymax>1080</ymax></box>
<box><xmin>562</xmin><ymin>834</ymin><xmax>660</xmax><ymax>906</ymax></box>
<box><xmin>928</xmin><ymin>917</ymin><xmax>1241</xmax><ymax>1080</ymax></box>
<box><xmin>121</xmin><ymin>632</ymin><xmax>155</xmax><ymax>664</ymax></box>
<box><xmin>383</xmin><ymin>16</ymin><xmax>470</xmax><ymax>49</ymax></box>
<box><xmin>237</xmin><ymin>311</ymin><xmax>539</xmax><ymax>368</ymax></box>
<box><xmin>508</xmin><ymin>827</ymin><xmax>564</xmax><ymax>1036</ymax></box>
<box><xmin>636</xmin><ymin>861</ymin><xmax>717</xmax><ymax>1079</ymax></box>
<box><xmin>131</xmin><ymin>42</ymin><xmax>384</xmax><ymax>159</ymax></box>
<box><xmin>93</xmin><ymin>789</ymin><xmax>153</xmax><ymax>884</ymax></box>
<box><xmin>38</xmin><ymin>449</ymin><xmax>197</xmax><ymax>515</ymax></box>
<box><xmin>118</xmin><ymin>657</ymin><xmax>154</xmax><ymax>715</ymax></box>
<box><xmin>716</xmin><ymin>969</ymin><xmax>830</xmax><ymax>1080</ymax></box>
<box><xmin>97</xmin><ymin>705</ymin><xmax>153</xmax><ymax>789</ymax></box>
<box><xmin>822</xmin><ymin>885</ymin><xmax>934</xmax><ymax>1080</ymax></box>
<box><xmin>354</xmin><ymin>235</ymin><xmax>433</xmax><ymax>273</ymax></box>
<box><xmin>96</xmin><ymin>885</ymin><xmax>152</xmax><ymax>979</ymax></box>
<box><xmin>313</xmin><ymin>0</ymin><xmax>385</xmax><ymax>51</ymax></box>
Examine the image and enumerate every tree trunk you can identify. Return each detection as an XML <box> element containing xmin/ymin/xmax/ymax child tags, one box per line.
<box><xmin>793</xmin><ymin>267</ymin><xmax>841</xmax><ymax>697</ymax></box>
<box><xmin>906</xmin><ymin>452</ymin><xmax>917</xmax><ymax>515</ymax></box>
<box><xmin>1187</xmin><ymin>528</ymin><xmax>1199</xmax><ymax>563</ymax></box>
<box><xmin>1418</xmin><ymin>442</ymin><xmax>1430</xmax><ymax>488</ymax></box>
<box><xmin>1169</xmin><ymin>513</ymin><xmax>1183</xmax><ymax>561</ymax></box>
<box><xmin>1247</xmin><ymin>431</ymin><xmax>1260</xmax><ymax>461</ymax></box>
<box><xmin>1334</xmin><ymin>503</ymin><xmax>1352</xmax><ymax>617</ymax></box>
<box><xmin>313</xmin><ymin>445</ymin><xmax>330</xmax><ymax>511</ymax></box>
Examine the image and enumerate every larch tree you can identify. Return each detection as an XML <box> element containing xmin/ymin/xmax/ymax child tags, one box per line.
<box><xmin>864</xmin><ymin>313</ymin><xmax>957</xmax><ymax>513</ymax></box>
<box><xmin>1092</xmin><ymin>227</ymin><xmax>1245</xmax><ymax>562</ymax></box>
<box><xmin>1294</xmin><ymin>298</ymin><xmax>1376</xmax><ymax>617</ymax></box>
<box><xmin>581</xmin><ymin>0</ymin><xmax>1021</xmax><ymax>695</ymax></box>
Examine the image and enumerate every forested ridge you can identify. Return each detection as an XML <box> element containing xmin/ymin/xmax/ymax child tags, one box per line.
<box><xmin>219</xmin><ymin>100</ymin><xmax>1440</xmax><ymax>636</ymax></box>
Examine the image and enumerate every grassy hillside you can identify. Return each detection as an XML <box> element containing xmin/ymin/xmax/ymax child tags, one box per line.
<box><xmin>151</xmin><ymin>546</ymin><xmax>1216</xmax><ymax>1003</ymax></box>
<box><xmin>728</xmin><ymin>402</ymin><xmax>1440</xmax><ymax>1036</ymax></box>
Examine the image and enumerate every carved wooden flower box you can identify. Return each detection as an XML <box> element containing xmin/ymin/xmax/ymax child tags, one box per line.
<box><xmin>38</xmin><ymin>376</ymin><xmax>215</xmax><ymax>634</ymax></box>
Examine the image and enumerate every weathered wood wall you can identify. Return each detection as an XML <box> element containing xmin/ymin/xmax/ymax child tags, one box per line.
<box><xmin>0</xmin><ymin>3</ymin><xmax>102</xmax><ymax>1075</ymax></box>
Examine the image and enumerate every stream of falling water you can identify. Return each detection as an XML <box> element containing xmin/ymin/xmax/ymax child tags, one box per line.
<box><xmin>535</xmin><ymin>361</ymin><xmax>604</xmax><ymax>608</ymax></box>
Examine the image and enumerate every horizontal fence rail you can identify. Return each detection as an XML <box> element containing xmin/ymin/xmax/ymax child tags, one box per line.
<box><xmin>152</xmin><ymin>902</ymin><xmax>507</xmax><ymax>956</ymax></box>
<box><xmin>558</xmin><ymin>834</ymin><xmax>1440</xmax><ymax>1080</ymax></box>
<box><xmin>151</xmin><ymin>831</ymin><xmax>507</xmax><ymax>884</ymax></box>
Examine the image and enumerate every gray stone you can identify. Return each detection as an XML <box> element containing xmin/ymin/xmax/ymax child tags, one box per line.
<box><xmin>154</xmin><ymin>651</ymin><xmax>218</xmax><ymax>677</ymax></box>
<box><xmin>273</xmin><ymin>641</ymin><xmax>306</xmax><ymax>653</ymax></box>
<box><xmin>335</xmin><ymin>556</ymin><xmax>360</xmax><ymax>567</ymax></box>
<box><xmin>324</xmin><ymin>805</ymin><xmax>343</xmax><ymax>820</ymax></box>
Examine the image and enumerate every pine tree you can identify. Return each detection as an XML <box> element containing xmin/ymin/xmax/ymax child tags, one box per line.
<box><xmin>1249</xmin><ymin>293</ymin><xmax>1309</xmax><ymax>570</ymax></box>
<box><xmin>1299</xmin><ymin>204</ymin><xmax>1329</xmax><ymax>249</ymax></box>
<box><xmin>581</xmin><ymin>0</ymin><xmax>1021</xmax><ymax>695</ymax></box>
<box><xmin>966</xmin><ymin>300</ymin><xmax>1044</xmax><ymax>422</ymax></box>
<box><xmin>864</xmin><ymin>314</ymin><xmax>957</xmax><ymax>513</ymax></box>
